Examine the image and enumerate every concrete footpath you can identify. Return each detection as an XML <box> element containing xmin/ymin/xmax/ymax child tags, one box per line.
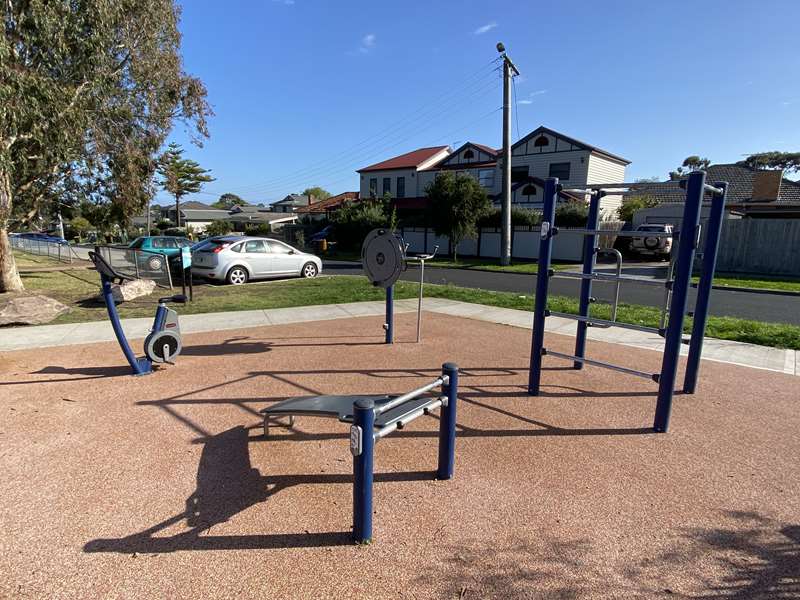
<box><xmin>0</xmin><ymin>298</ymin><xmax>797</xmax><ymax>376</ymax></box>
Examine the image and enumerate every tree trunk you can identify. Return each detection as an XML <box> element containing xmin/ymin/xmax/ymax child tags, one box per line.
<box><xmin>0</xmin><ymin>168</ymin><xmax>24</xmax><ymax>293</ymax></box>
<box><xmin>175</xmin><ymin>194</ymin><xmax>181</xmax><ymax>228</ymax></box>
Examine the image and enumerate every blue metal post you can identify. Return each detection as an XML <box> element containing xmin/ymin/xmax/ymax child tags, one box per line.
<box><xmin>573</xmin><ymin>191</ymin><xmax>602</xmax><ymax>368</ymax></box>
<box><xmin>654</xmin><ymin>171</ymin><xmax>706</xmax><ymax>432</ymax></box>
<box><xmin>683</xmin><ymin>182</ymin><xmax>727</xmax><ymax>394</ymax></box>
<box><xmin>528</xmin><ymin>177</ymin><xmax>559</xmax><ymax>395</ymax></box>
<box><xmin>437</xmin><ymin>363</ymin><xmax>459</xmax><ymax>480</ymax></box>
<box><xmin>352</xmin><ymin>398</ymin><xmax>375</xmax><ymax>543</ymax></box>
<box><xmin>385</xmin><ymin>285</ymin><xmax>394</xmax><ymax>344</ymax></box>
<box><xmin>100</xmin><ymin>276</ymin><xmax>151</xmax><ymax>376</ymax></box>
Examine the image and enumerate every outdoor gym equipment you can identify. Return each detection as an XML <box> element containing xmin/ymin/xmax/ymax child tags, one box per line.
<box><xmin>89</xmin><ymin>249</ymin><xmax>187</xmax><ymax>376</ymax></box>
<box><xmin>261</xmin><ymin>363</ymin><xmax>458</xmax><ymax>544</ymax></box>
<box><xmin>527</xmin><ymin>171</ymin><xmax>728</xmax><ymax>433</ymax></box>
<box><xmin>362</xmin><ymin>228</ymin><xmax>437</xmax><ymax>344</ymax></box>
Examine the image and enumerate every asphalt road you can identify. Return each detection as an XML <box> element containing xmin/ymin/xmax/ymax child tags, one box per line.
<box><xmin>322</xmin><ymin>260</ymin><xmax>800</xmax><ymax>326</ymax></box>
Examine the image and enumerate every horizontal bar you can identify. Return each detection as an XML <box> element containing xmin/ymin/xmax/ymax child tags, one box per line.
<box><xmin>554</xmin><ymin>229</ymin><xmax>675</xmax><ymax>238</ymax></box>
<box><xmin>704</xmin><ymin>183</ymin><xmax>724</xmax><ymax>195</ymax></box>
<box><xmin>543</xmin><ymin>348</ymin><xmax>660</xmax><ymax>382</ymax></box>
<box><xmin>375</xmin><ymin>397</ymin><xmax>444</xmax><ymax>440</ymax></box>
<box><xmin>373</xmin><ymin>376</ymin><xmax>446</xmax><ymax>416</ymax></box>
<box><xmin>552</xmin><ymin>270</ymin><xmax>671</xmax><ymax>288</ymax></box>
<box><xmin>546</xmin><ymin>311</ymin><xmax>665</xmax><ymax>335</ymax></box>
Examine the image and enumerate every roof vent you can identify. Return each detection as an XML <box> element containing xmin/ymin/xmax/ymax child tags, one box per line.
<box><xmin>752</xmin><ymin>170</ymin><xmax>783</xmax><ymax>202</ymax></box>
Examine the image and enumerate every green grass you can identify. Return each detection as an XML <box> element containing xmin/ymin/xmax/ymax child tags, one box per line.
<box><xmin>15</xmin><ymin>263</ymin><xmax>800</xmax><ymax>350</ymax></box>
<box><xmin>325</xmin><ymin>250</ymin><xmax>800</xmax><ymax>291</ymax></box>
<box><xmin>703</xmin><ymin>274</ymin><xmax>800</xmax><ymax>293</ymax></box>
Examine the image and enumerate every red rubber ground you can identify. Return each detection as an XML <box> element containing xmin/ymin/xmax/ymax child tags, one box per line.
<box><xmin>1</xmin><ymin>313</ymin><xmax>798</xmax><ymax>599</ymax></box>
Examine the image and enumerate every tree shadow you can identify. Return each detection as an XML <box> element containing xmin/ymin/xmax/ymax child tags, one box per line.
<box><xmin>625</xmin><ymin>511</ymin><xmax>800</xmax><ymax>599</ymax></box>
<box><xmin>84</xmin><ymin>425</ymin><xmax>438</xmax><ymax>553</ymax></box>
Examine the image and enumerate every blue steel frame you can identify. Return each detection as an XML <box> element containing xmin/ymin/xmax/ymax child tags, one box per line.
<box><xmin>528</xmin><ymin>172</ymin><xmax>726</xmax><ymax>433</ymax></box>
<box><xmin>573</xmin><ymin>190</ymin><xmax>603</xmax><ymax>368</ymax></box>
<box><xmin>527</xmin><ymin>178</ymin><xmax>559</xmax><ymax>395</ymax></box>
<box><xmin>352</xmin><ymin>362</ymin><xmax>458</xmax><ymax>544</ymax></box>
<box><xmin>683</xmin><ymin>182</ymin><xmax>727</xmax><ymax>394</ymax></box>
<box><xmin>385</xmin><ymin>285</ymin><xmax>394</xmax><ymax>344</ymax></box>
<box><xmin>653</xmin><ymin>171</ymin><xmax>706</xmax><ymax>432</ymax></box>
<box><xmin>98</xmin><ymin>273</ymin><xmax>152</xmax><ymax>376</ymax></box>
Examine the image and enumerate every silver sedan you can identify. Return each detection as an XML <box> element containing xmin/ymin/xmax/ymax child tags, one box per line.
<box><xmin>191</xmin><ymin>235</ymin><xmax>322</xmax><ymax>284</ymax></box>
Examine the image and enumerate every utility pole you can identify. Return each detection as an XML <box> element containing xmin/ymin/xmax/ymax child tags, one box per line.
<box><xmin>497</xmin><ymin>42</ymin><xmax>519</xmax><ymax>266</ymax></box>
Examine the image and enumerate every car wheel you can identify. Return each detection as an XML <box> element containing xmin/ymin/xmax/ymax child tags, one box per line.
<box><xmin>147</xmin><ymin>255</ymin><xmax>163</xmax><ymax>271</ymax></box>
<box><xmin>301</xmin><ymin>262</ymin><xmax>318</xmax><ymax>278</ymax></box>
<box><xmin>226</xmin><ymin>266</ymin><xmax>249</xmax><ymax>285</ymax></box>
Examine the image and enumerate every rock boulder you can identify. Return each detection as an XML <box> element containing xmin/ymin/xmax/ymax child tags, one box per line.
<box><xmin>99</xmin><ymin>278</ymin><xmax>157</xmax><ymax>303</ymax></box>
<box><xmin>0</xmin><ymin>294</ymin><xmax>71</xmax><ymax>326</ymax></box>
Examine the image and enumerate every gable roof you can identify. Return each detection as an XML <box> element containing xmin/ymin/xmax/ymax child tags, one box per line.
<box><xmin>358</xmin><ymin>146</ymin><xmax>450</xmax><ymax>172</ymax></box>
<box><xmin>432</xmin><ymin>141</ymin><xmax>499</xmax><ymax>170</ymax></box>
<box><xmin>623</xmin><ymin>164</ymin><xmax>800</xmax><ymax>207</ymax></box>
<box><xmin>512</xmin><ymin>126</ymin><xmax>631</xmax><ymax>165</ymax></box>
<box><xmin>272</xmin><ymin>194</ymin><xmax>311</xmax><ymax>207</ymax></box>
<box><xmin>179</xmin><ymin>208</ymin><xmax>232</xmax><ymax>221</ymax></box>
<box><xmin>296</xmin><ymin>192</ymin><xmax>359</xmax><ymax>214</ymax></box>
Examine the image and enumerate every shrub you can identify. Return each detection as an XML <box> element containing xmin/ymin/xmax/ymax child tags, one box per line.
<box><xmin>330</xmin><ymin>198</ymin><xmax>390</xmax><ymax>250</ymax></box>
<box><xmin>205</xmin><ymin>220</ymin><xmax>232</xmax><ymax>236</ymax></box>
<box><xmin>245</xmin><ymin>223</ymin><xmax>271</xmax><ymax>236</ymax></box>
<box><xmin>555</xmin><ymin>200</ymin><xmax>589</xmax><ymax>227</ymax></box>
<box><xmin>477</xmin><ymin>207</ymin><xmax>542</xmax><ymax>228</ymax></box>
<box><xmin>162</xmin><ymin>227</ymin><xmax>187</xmax><ymax>237</ymax></box>
<box><xmin>155</xmin><ymin>219</ymin><xmax>172</xmax><ymax>231</ymax></box>
<box><xmin>617</xmin><ymin>195</ymin><xmax>658</xmax><ymax>223</ymax></box>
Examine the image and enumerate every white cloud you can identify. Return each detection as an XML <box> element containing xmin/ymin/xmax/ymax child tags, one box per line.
<box><xmin>474</xmin><ymin>22</ymin><xmax>497</xmax><ymax>35</ymax></box>
<box><xmin>517</xmin><ymin>99</ymin><xmax>533</xmax><ymax>105</ymax></box>
<box><xmin>529</xmin><ymin>89</ymin><xmax>547</xmax><ymax>97</ymax></box>
<box><xmin>272</xmin><ymin>0</ymin><xmax>295</xmax><ymax>5</ymax></box>
<box><xmin>781</xmin><ymin>100</ymin><xmax>792</xmax><ymax>106</ymax></box>
<box><xmin>354</xmin><ymin>33</ymin><xmax>376</xmax><ymax>54</ymax></box>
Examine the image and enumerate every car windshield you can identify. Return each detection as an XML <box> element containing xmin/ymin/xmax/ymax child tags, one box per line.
<box><xmin>638</xmin><ymin>226</ymin><xmax>667</xmax><ymax>232</ymax></box>
<box><xmin>129</xmin><ymin>238</ymin><xmax>144</xmax><ymax>249</ymax></box>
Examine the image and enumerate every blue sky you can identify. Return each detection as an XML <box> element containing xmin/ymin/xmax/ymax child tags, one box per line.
<box><xmin>161</xmin><ymin>0</ymin><xmax>800</xmax><ymax>206</ymax></box>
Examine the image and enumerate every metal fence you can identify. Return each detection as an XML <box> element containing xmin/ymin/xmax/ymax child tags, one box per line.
<box><xmin>95</xmin><ymin>245</ymin><xmax>174</xmax><ymax>289</ymax></box>
<box><xmin>10</xmin><ymin>235</ymin><xmax>83</xmax><ymax>263</ymax></box>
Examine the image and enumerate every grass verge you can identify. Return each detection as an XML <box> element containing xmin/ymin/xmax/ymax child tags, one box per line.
<box><xmin>14</xmin><ymin>263</ymin><xmax>800</xmax><ymax>350</ymax></box>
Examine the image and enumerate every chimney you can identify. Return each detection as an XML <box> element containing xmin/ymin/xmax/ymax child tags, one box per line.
<box><xmin>308</xmin><ymin>194</ymin><xmax>314</xmax><ymax>205</ymax></box>
<box><xmin>752</xmin><ymin>170</ymin><xmax>783</xmax><ymax>202</ymax></box>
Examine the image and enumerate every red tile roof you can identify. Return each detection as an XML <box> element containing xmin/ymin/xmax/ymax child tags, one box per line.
<box><xmin>358</xmin><ymin>146</ymin><xmax>449</xmax><ymax>172</ymax></box>
<box><xmin>296</xmin><ymin>192</ymin><xmax>359</xmax><ymax>214</ymax></box>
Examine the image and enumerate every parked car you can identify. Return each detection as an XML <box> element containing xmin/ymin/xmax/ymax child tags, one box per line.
<box><xmin>128</xmin><ymin>236</ymin><xmax>193</xmax><ymax>271</ymax></box>
<box><xmin>630</xmin><ymin>224</ymin><xmax>673</xmax><ymax>258</ymax></box>
<box><xmin>191</xmin><ymin>235</ymin><xmax>322</xmax><ymax>284</ymax></box>
<box><xmin>17</xmin><ymin>231</ymin><xmax>68</xmax><ymax>245</ymax></box>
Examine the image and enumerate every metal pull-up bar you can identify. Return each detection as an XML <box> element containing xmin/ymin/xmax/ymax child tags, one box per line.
<box><xmin>527</xmin><ymin>171</ymin><xmax>728</xmax><ymax>433</ymax></box>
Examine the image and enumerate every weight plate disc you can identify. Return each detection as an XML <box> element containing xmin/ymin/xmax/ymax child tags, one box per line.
<box><xmin>361</xmin><ymin>229</ymin><xmax>405</xmax><ymax>288</ymax></box>
<box><xmin>145</xmin><ymin>330</ymin><xmax>182</xmax><ymax>363</ymax></box>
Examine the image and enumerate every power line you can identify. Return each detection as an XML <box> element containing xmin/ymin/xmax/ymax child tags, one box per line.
<box><xmin>203</xmin><ymin>60</ymin><xmax>503</xmax><ymax>198</ymax></box>
<box><xmin>205</xmin><ymin>70</ymin><xmax>501</xmax><ymax>197</ymax></box>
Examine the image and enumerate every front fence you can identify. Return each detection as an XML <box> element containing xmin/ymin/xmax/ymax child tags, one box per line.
<box><xmin>10</xmin><ymin>236</ymin><xmax>83</xmax><ymax>263</ymax></box>
<box><xmin>95</xmin><ymin>245</ymin><xmax>173</xmax><ymax>289</ymax></box>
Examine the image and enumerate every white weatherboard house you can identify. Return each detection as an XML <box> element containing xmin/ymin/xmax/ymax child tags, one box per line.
<box><xmin>357</xmin><ymin>126</ymin><xmax>630</xmax><ymax>216</ymax></box>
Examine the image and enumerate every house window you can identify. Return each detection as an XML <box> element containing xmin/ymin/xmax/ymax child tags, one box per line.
<box><xmin>548</xmin><ymin>162</ymin><xmax>571</xmax><ymax>180</ymax></box>
<box><xmin>521</xmin><ymin>184</ymin><xmax>537</xmax><ymax>199</ymax></box>
<box><xmin>534</xmin><ymin>135</ymin><xmax>549</xmax><ymax>147</ymax></box>
<box><xmin>463</xmin><ymin>149</ymin><xmax>474</xmax><ymax>160</ymax></box>
<box><xmin>478</xmin><ymin>169</ymin><xmax>495</xmax><ymax>188</ymax></box>
<box><xmin>397</xmin><ymin>176</ymin><xmax>405</xmax><ymax>198</ymax></box>
<box><xmin>511</xmin><ymin>166</ymin><xmax>529</xmax><ymax>183</ymax></box>
<box><xmin>369</xmin><ymin>178</ymin><xmax>377</xmax><ymax>196</ymax></box>
<box><xmin>383</xmin><ymin>177</ymin><xmax>391</xmax><ymax>195</ymax></box>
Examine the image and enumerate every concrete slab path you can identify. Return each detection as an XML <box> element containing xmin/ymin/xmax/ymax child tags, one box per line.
<box><xmin>0</xmin><ymin>298</ymin><xmax>797</xmax><ymax>376</ymax></box>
